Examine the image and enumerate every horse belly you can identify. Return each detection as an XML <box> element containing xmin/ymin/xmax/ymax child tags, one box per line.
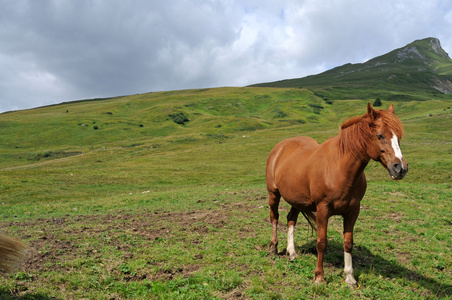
<box><xmin>278</xmin><ymin>181</ymin><xmax>314</xmax><ymax>210</ymax></box>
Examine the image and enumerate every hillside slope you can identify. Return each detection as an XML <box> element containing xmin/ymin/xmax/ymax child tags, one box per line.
<box><xmin>251</xmin><ymin>37</ymin><xmax>452</xmax><ymax>101</ymax></box>
<box><xmin>0</xmin><ymin>87</ymin><xmax>340</xmax><ymax>168</ymax></box>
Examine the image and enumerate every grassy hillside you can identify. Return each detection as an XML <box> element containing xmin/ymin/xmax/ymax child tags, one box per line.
<box><xmin>251</xmin><ymin>38</ymin><xmax>452</xmax><ymax>102</ymax></box>
<box><xmin>0</xmin><ymin>87</ymin><xmax>451</xmax><ymax>299</ymax></box>
<box><xmin>0</xmin><ymin>87</ymin><xmax>337</xmax><ymax>169</ymax></box>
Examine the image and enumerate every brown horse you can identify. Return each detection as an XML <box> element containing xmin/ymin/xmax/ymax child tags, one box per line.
<box><xmin>266</xmin><ymin>103</ymin><xmax>408</xmax><ymax>287</ymax></box>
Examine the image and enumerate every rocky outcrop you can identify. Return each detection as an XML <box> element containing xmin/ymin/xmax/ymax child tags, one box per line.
<box><xmin>429</xmin><ymin>38</ymin><xmax>450</xmax><ymax>59</ymax></box>
<box><xmin>432</xmin><ymin>77</ymin><xmax>452</xmax><ymax>94</ymax></box>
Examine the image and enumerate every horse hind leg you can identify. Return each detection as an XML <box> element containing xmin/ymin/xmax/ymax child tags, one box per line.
<box><xmin>286</xmin><ymin>206</ymin><xmax>300</xmax><ymax>260</ymax></box>
<box><xmin>268</xmin><ymin>190</ymin><xmax>281</xmax><ymax>255</ymax></box>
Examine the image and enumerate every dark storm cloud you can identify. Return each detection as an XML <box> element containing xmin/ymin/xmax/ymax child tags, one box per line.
<box><xmin>0</xmin><ymin>0</ymin><xmax>451</xmax><ymax>112</ymax></box>
<box><xmin>0</xmin><ymin>0</ymin><xmax>244</xmax><ymax>111</ymax></box>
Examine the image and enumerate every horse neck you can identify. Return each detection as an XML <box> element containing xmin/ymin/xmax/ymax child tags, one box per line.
<box><xmin>330</xmin><ymin>135</ymin><xmax>371</xmax><ymax>183</ymax></box>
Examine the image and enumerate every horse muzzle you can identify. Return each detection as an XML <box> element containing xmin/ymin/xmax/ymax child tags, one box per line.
<box><xmin>388</xmin><ymin>161</ymin><xmax>408</xmax><ymax>180</ymax></box>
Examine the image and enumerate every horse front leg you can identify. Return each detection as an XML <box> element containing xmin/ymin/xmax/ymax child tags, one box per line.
<box><xmin>286</xmin><ymin>207</ymin><xmax>300</xmax><ymax>260</ymax></box>
<box><xmin>343</xmin><ymin>208</ymin><xmax>360</xmax><ymax>288</ymax></box>
<box><xmin>314</xmin><ymin>205</ymin><xmax>330</xmax><ymax>284</ymax></box>
<box><xmin>268</xmin><ymin>191</ymin><xmax>281</xmax><ymax>255</ymax></box>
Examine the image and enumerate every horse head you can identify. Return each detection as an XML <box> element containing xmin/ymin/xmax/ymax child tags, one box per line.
<box><xmin>366</xmin><ymin>103</ymin><xmax>408</xmax><ymax>180</ymax></box>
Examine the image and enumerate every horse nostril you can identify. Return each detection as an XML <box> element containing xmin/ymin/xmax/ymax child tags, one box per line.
<box><xmin>393</xmin><ymin>163</ymin><xmax>401</xmax><ymax>173</ymax></box>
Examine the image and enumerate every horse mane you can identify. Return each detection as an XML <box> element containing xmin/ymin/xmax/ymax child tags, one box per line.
<box><xmin>338</xmin><ymin>109</ymin><xmax>404</xmax><ymax>160</ymax></box>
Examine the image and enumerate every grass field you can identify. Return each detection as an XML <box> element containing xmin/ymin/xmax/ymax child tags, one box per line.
<box><xmin>0</xmin><ymin>87</ymin><xmax>451</xmax><ymax>299</ymax></box>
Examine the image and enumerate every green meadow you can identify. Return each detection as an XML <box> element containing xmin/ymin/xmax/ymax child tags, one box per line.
<box><xmin>0</xmin><ymin>87</ymin><xmax>451</xmax><ymax>299</ymax></box>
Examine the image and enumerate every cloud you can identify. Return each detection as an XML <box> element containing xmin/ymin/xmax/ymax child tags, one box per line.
<box><xmin>0</xmin><ymin>0</ymin><xmax>451</xmax><ymax>112</ymax></box>
<box><xmin>274</xmin><ymin>0</ymin><xmax>452</xmax><ymax>72</ymax></box>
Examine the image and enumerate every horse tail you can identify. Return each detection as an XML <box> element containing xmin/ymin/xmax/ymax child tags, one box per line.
<box><xmin>301</xmin><ymin>211</ymin><xmax>317</xmax><ymax>235</ymax></box>
<box><xmin>0</xmin><ymin>233</ymin><xmax>29</xmax><ymax>276</ymax></box>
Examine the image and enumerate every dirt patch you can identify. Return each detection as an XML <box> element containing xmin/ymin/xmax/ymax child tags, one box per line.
<box><xmin>0</xmin><ymin>190</ymin><xmax>278</xmax><ymax>299</ymax></box>
<box><xmin>386</xmin><ymin>211</ymin><xmax>404</xmax><ymax>223</ymax></box>
<box><xmin>3</xmin><ymin>192</ymin><xmax>265</xmax><ymax>278</ymax></box>
<box><xmin>389</xmin><ymin>192</ymin><xmax>408</xmax><ymax>198</ymax></box>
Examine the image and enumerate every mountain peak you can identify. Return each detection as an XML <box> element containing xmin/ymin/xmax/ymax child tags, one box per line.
<box><xmin>250</xmin><ymin>38</ymin><xmax>452</xmax><ymax>100</ymax></box>
<box><xmin>368</xmin><ymin>37</ymin><xmax>451</xmax><ymax>67</ymax></box>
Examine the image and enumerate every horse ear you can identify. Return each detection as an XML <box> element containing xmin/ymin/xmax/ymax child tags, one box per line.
<box><xmin>388</xmin><ymin>104</ymin><xmax>395</xmax><ymax>114</ymax></box>
<box><xmin>367</xmin><ymin>102</ymin><xmax>378</xmax><ymax>120</ymax></box>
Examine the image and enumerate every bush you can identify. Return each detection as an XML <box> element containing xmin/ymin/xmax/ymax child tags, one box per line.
<box><xmin>308</xmin><ymin>103</ymin><xmax>324</xmax><ymax>114</ymax></box>
<box><xmin>169</xmin><ymin>112</ymin><xmax>189</xmax><ymax>125</ymax></box>
<box><xmin>373</xmin><ymin>97</ymin><xmax>382</xmax><ymax>106</ymax></box>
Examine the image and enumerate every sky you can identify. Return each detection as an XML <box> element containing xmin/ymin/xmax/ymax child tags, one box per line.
<box><xmin>1</xmin><ymin>0</ymin><xmax>452</xmax><ymax>113</ymax></box>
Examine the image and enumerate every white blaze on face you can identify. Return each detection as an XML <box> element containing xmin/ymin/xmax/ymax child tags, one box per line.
<box><xmin>391</xmin><ymin>131</ymin><xmax>404</xmax><ymax>168</ymax></box>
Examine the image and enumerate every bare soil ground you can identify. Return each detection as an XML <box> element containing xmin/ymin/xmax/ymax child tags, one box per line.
<box><xmin>2</xmin><ymin>191</ymin><xmax>273</xmax><ymax>296</ymax></box>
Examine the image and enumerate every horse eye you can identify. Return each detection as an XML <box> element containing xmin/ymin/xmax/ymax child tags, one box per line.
<box><xmin>377</xmin><ymin>134</ymin><xmax>385</xmax><ymax>140</ymax></box>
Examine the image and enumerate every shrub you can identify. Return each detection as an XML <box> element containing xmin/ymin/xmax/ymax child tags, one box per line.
<box><xmin>373</xmin><ymin>97</ymin><xmax>382</xmax><ymax>106</ymax></box>
<box><xmin>169</xmin><ymin>112</ymin><xmax>190</xmax><ymax>125</ymax></box>
<box><xmin>308</xmin><ymin>103</ymin><xmax>324</xmax><ymax>114</ymax></box>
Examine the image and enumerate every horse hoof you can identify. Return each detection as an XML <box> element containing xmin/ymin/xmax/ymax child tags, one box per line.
<box><xmin>269</xmin><ymin>245</ymin><xmax>278</xmax><ymax>256</ymax></box>
<box><xmin>347</xmin><ymin>282</ymin><xmax>357</xmax><ymax>289</ymax></box>
<box><xmin>345</xmin><ymin>279</ymin><xmax>357</xmax><ymax>289</ymax></box>
<box><xmin>345</xmin><ymin>275</ymin><xmax>357</xmax><ymax>289</ymax></box>
<box><xmin>288</xmin><ymin>253</ymin><xmax>297</xmax><ymax>261</ymax></box>
<box><xmin>314</xmin><ymin>277</ymin><xmax>326</xmax><ymax>285</ymax></box>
